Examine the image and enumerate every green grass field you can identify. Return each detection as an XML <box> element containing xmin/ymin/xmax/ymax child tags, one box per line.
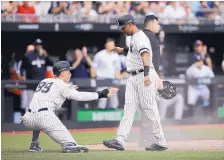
<box><xmin>2</xmin><ymin>126</ymin><xmax>224</xmax><ymax>160</ymax></box>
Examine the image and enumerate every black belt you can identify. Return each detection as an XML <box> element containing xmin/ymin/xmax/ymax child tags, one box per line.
<box><xmin>128</xmin><ymin>69</ymin><xmax>144</xmax><ymax>76</ymax></box>
<box><xmin>28</xmin><ymin>108</ymin><xmax>48</xmax><ymax>113</ymax></box>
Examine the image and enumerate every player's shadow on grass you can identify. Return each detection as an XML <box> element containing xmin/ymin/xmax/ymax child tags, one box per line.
<box><xmin>3</xmin><ymin>149</ymin><xmax>61</xmax><ymax>153</ymax></box>
<box><xmin>3</xmin><ymin>149</ymin><xmax>118</xmax><ymax>153</ymax></box>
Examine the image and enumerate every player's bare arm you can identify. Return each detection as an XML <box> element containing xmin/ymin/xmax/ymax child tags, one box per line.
<box><xmin>90</xmin><ymin>67</ymin><xmax>96</xmax><ymax>78</ymax></box>
<box><xmin>111</xmin><ymin>47</ymin><xmax>129</xmax><ymax>54</ymax></box>
<box><xmin>141</xmin><ymin>51</ymin><xmax>152</xmax><ymax>86</ymax></box>
<box><xmin>115</xmin><ymin>71</ymin><xmax>123</xmax><ymax>80</ymax></box>
<box><xmin>205</xmin><ymin>57</ymin><xmax>212</xmax><ymax>69</ymax></box>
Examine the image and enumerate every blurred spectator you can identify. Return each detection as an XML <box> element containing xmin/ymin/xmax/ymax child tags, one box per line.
<box><xmin>80</xmin><ymin>1</ymin><xmax>98</xmax><ymax>17</ymax></box>
<box><xmin>71</xmin><ymin>46</ymin><xmax>92</xmax><ymax>78</ymax></box>
<box><xmin>146</xmin><ymin>2</ymin><xmax>160</xmax><ymax>16</ymax></box>
<box><xmin>19</xmin><ymin>38</ymin><xmax>53</xmax><ymax>110</ymax></box>
<box><xmin>70</xmin><ymin>46</ymin><xmax>93</xmax><ymax>110</ymax></box>
<box><xmin>162</xmin><ymin>1</ymin><xmax>186</xmax><ymax>24</ymax></box>
<box><xmin>16</xmin><ymin>1</ymin><xmax>35</xmax><ymax>14</ymax></box>
<box><xmin>115</xmin><ymin>1</ymin><xmax>131</xmax><ymax>16</ymax></box>
<box><xmin>91</xmin><ymin>38</ymin><xmax>122</xmax><ymax>109</ymax></box>
<box><xmin>158</xmin><ymin>88</ymin><xmax>185</xmax><ymax>120</ymax></box>
<box><xmin>191</xmin><ymin>40</ymin><xmax>213</xmax><ymax>69</ymax></box>
<box><xmin>48</xmin><ymin>1</ymin><xmax>71</xmax><ymax>15</ymax></box>
<box><xmin>1</xmin><ymin>1</ymin><xmax>18</xmax><ymax>15</ymax></box>
<box><xmin>98</xmin><ymin>1</ymin><xmax>116</xmax><ymax>15</ymax></box>
<box><xmin>130</xmin><ymin>2</ymin><xmax>145</xmax><ymax>17</ymax></box>
<box><xmin>71</xmin><ymin>1</ymin><xmax>82</xmax><ymax>16</ymax></box>
<box><xmin>187</xmin><ymin>1</ymin><xmax>201</xmax><ymax>13</ymax></box>
<box><xmin>1</xmin><ymin>1</ymin><xmax>223</xmax><ymax>25</ymax></box>
<box><xmin>186</xmin><ymin>54</ymin><xmax>215</xmax><ymax>116</ymax></box>
<box><xmin>208</xmin><ymin>1</ymin><xmax>222</xmax><ymax>24</ymax></box>
<box><xmin>185</xmin><ymin>3</ymin><xmax>199</xmax><ymax>24</ymax></box>
<box><xmin>196</xmin><ymin>1</ymin><xmax>210</xmax><ymax>17</ymax></box>
<box><xmin>34</xmin><ymin>1</ymin><xmax>51</xmax><ymax>16</ymax></box>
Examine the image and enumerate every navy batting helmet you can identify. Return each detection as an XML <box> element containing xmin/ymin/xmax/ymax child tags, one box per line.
<box><xmin>53</xmin><ymin>61</ymin><xmax>74</xmax><ymax>76</ymax></box>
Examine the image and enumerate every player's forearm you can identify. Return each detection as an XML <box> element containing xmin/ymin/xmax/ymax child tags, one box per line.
<box><xmin>206</xmin><ymin>58</ymin><xmax>212</xmax><ymax>69</ymax></box>
<box><xmin>141</xmin><ymin>52</ymin><xmax>150</xmax><ymax>66</ymax></box>
<box><xmin>90</xmin><ymin>67</ymin><xmax>96</xmax><ymax>78</ymax></box>
<box><xmin>86</xmin><ymin>57</ymin><xmax>92</xmax><ymax>67</ymax></box>
<box><xmin>115</xmin><ymin>72</ymin><xmax>122</xmax><ymax>79</ymax></box>
<box><xmin>70</xmin><ymin>91</ymin><xmax>98</xmax><ymax>101</ymax></box>
<box><xmin>72</xmin><ymin>59</ymin><xmax>81</xmax><ymax>68</ymax></box>
<box><xmin>51</xmin><ymin>7</ymin><xmax>62</xmax><ymax>14</ymax></box>
<box><xmin>141</xmin><ymin>52</ymin><xmax>151</xmax><ymax>76</ymax></box>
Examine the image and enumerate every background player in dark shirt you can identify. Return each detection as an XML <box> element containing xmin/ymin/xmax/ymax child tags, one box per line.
<box><xmin>143</xmin><ymin>15</ymin><xmax>161</xmax><ymax>74</ymax></box>
<box><xmin>20</xmin><ymin>38</ymin><xmax>53</xmax><ymax>80</ymax></box>
<box><xmin>191</xmin><ymin>40</ymin><xmax>213</xmax><ymax>69</ymax></box>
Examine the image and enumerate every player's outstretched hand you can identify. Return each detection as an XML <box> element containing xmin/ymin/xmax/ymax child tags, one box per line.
<box><xmin>72</xmin><ymin>85</ymin><xmax>79</xmax><ymax>90</ymax></box>
<box><xmin>111</xmin><ymin>47</ymin><xmax>124</xmax><ymax>53</ymax></box>
<box><xmin>107</xmin><ymin>88</ymin><xmax>119</xmax><ymax>97</ymax></box>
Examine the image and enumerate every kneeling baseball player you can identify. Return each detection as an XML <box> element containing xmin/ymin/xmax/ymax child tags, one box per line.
<box><xmin>21</xmin><ymin>61</ymin><xmax>118</xmax><ymax>153</ymax></box>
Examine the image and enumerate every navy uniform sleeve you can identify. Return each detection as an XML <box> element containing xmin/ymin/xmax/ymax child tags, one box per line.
<box><xmin>20</xmin><ymin>55</ymin><xmax>29</xmax><ymax>76</ymax></box>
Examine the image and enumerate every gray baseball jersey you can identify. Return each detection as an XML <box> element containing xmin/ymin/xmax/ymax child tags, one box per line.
<box><xmin>186</xmin><ymin>64</ymin><xmax>214</xmax><ymax>106</ymax></box>
<box><xmin>22</xmin><ymin>78</ymin><xmax>99</xmax><ymax>146</ymax></box>
<box><xmin>115</xmin><ymin>30</ymin><xmax>167</xmax><ymax>147</ymax></box>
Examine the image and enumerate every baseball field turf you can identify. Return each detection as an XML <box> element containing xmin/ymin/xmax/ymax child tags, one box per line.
<box><xmin>2</xmin><ymin>124</ymin><xmax>224</xmax><ymax>160</ymax></box>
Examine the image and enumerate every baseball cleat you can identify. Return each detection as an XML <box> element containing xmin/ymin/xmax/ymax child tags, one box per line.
<box><xmin>62</xmin><ymin>145</ymin><xmax>89</xmax><ymax>153</ymax></box>
<box><xmin>103</xmin><ymin>139</ymin><xmax>125</xmax><ymax>151</ymax></box>
<box><xmin>29</xmin><ymin>143</ymin><xmax>43</xmax><ymax>152</ymax></box>
<box><xmin>145</xmin><ymin>143</ymin><xmax>168</xmax><ymax>151</ymax></box>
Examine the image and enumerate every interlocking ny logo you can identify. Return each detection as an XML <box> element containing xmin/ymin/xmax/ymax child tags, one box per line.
<box><xmin>31</xmin><ymin>59</ymin><xmax>46</xmax><ymax>68</ymax></box>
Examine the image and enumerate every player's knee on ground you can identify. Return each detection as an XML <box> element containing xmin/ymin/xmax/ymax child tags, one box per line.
<box><xmin>43</xmin><ymin>124</ymin><xmax>76</xmax><ymax>146</ymax></box>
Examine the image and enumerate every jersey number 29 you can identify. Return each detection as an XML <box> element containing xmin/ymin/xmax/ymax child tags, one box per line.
<box><xmin>36</xmin><ymin>82</ymin><xmax>53</xmax><ymax>93</ymax></box>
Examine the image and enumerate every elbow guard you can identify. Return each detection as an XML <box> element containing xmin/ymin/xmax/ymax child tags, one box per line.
<box><xmin>97</xmin><ymin>89</ymin><xmax>109</xmax><ymax>99</ymax></box>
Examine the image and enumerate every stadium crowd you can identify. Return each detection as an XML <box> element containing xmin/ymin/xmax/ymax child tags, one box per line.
<box><xmin>1</xmin><ymin>1</ymin><xmax>224</xmax><ymax>24</ymax></box>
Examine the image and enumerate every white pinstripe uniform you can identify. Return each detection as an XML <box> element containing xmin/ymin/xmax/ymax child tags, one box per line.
<box><xmin>22</xmin><ymin>78</ymin><xmax>99</xmax><ymax>146</ymax></box>
<box><xmin>116</xmin><ymin>30</ymin><xmax>167</xmax><ymax>147</ymax></box>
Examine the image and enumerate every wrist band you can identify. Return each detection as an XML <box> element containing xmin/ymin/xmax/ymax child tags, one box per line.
<box><xmin>97</xmin><ymin>89</ymin><xmax>109</xmax><ymax>99</ymax></box>
<box><xmin>144</xmin><ymin>66</ymin><xmax>150</xmax><ymax>76</ymax></box>
<box><xmin>123</xmin><ymin>47</ymin><xmax>129</xmax><ymax>53</ymax></box>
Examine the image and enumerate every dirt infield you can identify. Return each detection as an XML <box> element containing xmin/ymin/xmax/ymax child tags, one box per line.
<box><xmin>2</xmin><ymin>124</ymin><xmax>224</xmax><ymax>135</ymax></box>
<box><xmin>88</xmin><ymin>140</ymin><xmax>224</xmax><ymax>151</ymax></box>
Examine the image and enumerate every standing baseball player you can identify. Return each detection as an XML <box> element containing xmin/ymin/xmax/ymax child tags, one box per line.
<box><xmin>103</xmin><ymin>15</ymin><xmax>167</xmax><ymax>151</ymax></box>
<box><xmin>21</xmin><ymin>61</ymin><xmax>118</xmax><ymax>153</ymax></box>
<box><xmin>139</xmin><ymin>15</ymin><xmax>163</xmax><ymax>147</ymax></box>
